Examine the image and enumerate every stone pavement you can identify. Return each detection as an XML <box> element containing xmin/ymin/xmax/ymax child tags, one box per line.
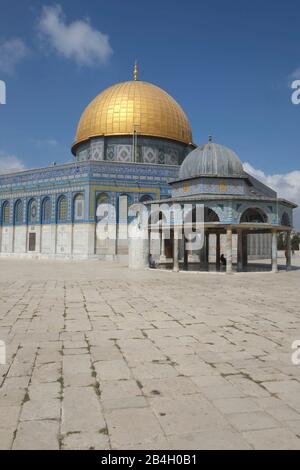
<box><xmin>1</xmin><ymin>255</ymin><xmax>300</xmax><ymax>450</ymax></box>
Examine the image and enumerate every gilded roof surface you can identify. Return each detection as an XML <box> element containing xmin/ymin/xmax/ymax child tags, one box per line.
<box><xmin>73</xmin><ymin>80</ymin><xmax>192</xmax><ymax>149</ymax></box>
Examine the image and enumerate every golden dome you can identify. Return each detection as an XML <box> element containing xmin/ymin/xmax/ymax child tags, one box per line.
<box><xmin>72</xmin><ymin>80</ymin><xmax>192</xmax><ymax>153</ymax></box>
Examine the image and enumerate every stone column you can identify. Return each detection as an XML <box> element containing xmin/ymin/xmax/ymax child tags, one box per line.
<box><xmin>159</xmin><ymin>228</ymin><xmax>166</xmax><ymax>261</ymax></box>
<box><xmin>286</xmin><ymin>231</ymin><xmax>292</xmax><ymax>271</ymax></box>
<box><xmin>205</xmin><ymin>232</ymin><xmax>210</xmax><ymax>264</ymax></box>
<box><xmin>216</xmin><ymin>232</ymin><xmax>221</xmax><ymax>270</ymax></box>
<box><xmin>199</xmin><ymin>230</ymin><xmax>207</xmax><ymax>266</ymax></box>
<box><xmin>173</xmin><ymin>229</ymin><xmax>179</xmax><ymax>272</ymax></box>
<box><xmin>271</xmin><ymin>230</ymin><xmax>278</xmax><ymax>273</ymax></box>
<box><xmin>226</xmin><ymin>227</ymin><xmax>233</xmax><ymax>274</ymax></box>
<box><xmin>237</xmin><ymin>229</ymin><xmax>243</xmax><ymax>271</ymax></box>
<box><xmin>242</xmin><ymin>232</ymin><xmax>248</xmax><ymax>267</ymax></box>
<box><xmin>128</xmin><ymin>225</ymin><xmax>149</xmax><ymax>270</ymax></box>
<box><xmin>183</xmin><ymin>238</ymin><xmax>188</xmax><ymax>270</ymax></box>
<box><xmin>54</xmin><ymin>224</ymin><xmax>58</xmax><ymax>254</ymax></box>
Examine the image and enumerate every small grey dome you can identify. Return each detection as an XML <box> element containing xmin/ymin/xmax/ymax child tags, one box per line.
<box><xmin>179</xmin><ymin>142</ymin><xmax>244</xmax><ymax>180</ymax></box>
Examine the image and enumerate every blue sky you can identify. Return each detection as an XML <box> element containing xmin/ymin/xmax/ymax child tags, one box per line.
<box><xmin>0</xmin><ymin>0</ymin><xmax>300</xmax><ymax>224</ymax></box>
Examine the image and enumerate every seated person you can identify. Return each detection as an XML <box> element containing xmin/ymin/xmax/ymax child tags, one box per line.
<box><xmin>220</xmin><ymin>254</ymin><xmax>227</xmax><ymax>266</ymax></box>
<box><xmin>149</xmin><ymin>253</ymin><xmax>156</xmax><ymax>269</ymax></box>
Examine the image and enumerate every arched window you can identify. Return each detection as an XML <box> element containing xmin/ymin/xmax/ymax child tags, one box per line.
<box><xmin>205</xmin><ymin>207</ymin><xmax>219</xmax><ymax>223</ymax></box>
<box><xmin>2</xmin><ymin>201</ymin><xmax>10</xmax><ymax>225</ymax></box>
<box><xmin>149</xmin><ymin>210</ymin><xmax>162</xmax><ymax>225</ymax></box>
<box><xmin>139</xmin><ymin>194</ymin><xmax>153</xmax><ymax>203</ymax></box>
<box><xmin>281</xmin><ymin>212</ymin><xmax>291</xmax><ymax>227</ymax></box>
<box><xmin>57</xmin><ymin>196</ymin><xmax>68</xmax><ymax>223</ymax></box>
<box><xmin>42</xmin><ymin>198</ymin><xmax>51</xmax><ymax>224</ymax></box>
<box><xmin>118</xmin><ymin>194</ymin><xmax>131</xmax><ymax>241</ymax></box>
<box><xmin>14</xmin><ymin>200</ymin><xmax>23</xmax><ymax>225</ymax></box>
<box><xmin>118</xmin><ymin>194</ymin><xmax>130</xmax><ymax>223</ymax></box>
<box><xmin>186</xmin><ymin>207</ymin><xmax>220</xmax><ymax>224</ymax></box>
<box><xmin>28</xmin><ymin>199</ymin><xmax>38</xmax><ymax>224</ymax></box>
<box><xmin>240</xmin><ymin>208</ymin><xmax>267</xmax><ymax>223</ymax></box>
<box><xmin>73</xmin><ymin>194</ymin><xmax>84</xmax><ymax>222</ymax></box>
<box><xmin>95</xmin><ymin>193</ymin><xmax>111</xmax><ymax>254</ymax></box>
<box><xmin>96</xmin><ymin>193</ymin><xmax>109</xmax><ymax>221</ymax></box>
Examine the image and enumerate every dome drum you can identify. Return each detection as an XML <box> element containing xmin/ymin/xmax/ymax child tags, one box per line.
<box><xmin>75</xmin><ymin>134</ymin><xmax>193</xmax><ymax>166</ymax></box>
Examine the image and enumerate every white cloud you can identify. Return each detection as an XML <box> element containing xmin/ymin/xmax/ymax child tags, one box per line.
<box><xmin>29</xmin><ymin>138</ymin><xmax>58</xmax><ymax>147</ymax></box>
<box><xmin>0</xmin><ymin>38</ymin><xmax>29</xmax><ymax>74</ymax></box>
<box><xmin>291</xmin><ymin>67</ymin><xmax>300</xmax><ymax>80</ymax></box>
<box><xmin>38</xmin><ymin>5</ymin><xmax>113</xmax><ymax>66</ymax></box>
<box><xmin>0</xmin><ymin>152</ymin><xmax>26</xmax><ymax>174</ymax></box>
<box><xmin>244</xmin><ymin>162</ymin><xmax>300</xmax><ymax>230</ymax></box>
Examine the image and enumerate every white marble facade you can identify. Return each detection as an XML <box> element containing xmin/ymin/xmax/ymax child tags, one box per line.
<box><xmin>0</xmin><ymin>224</ymin><xmax>99</xmax><ymax>260</ymax></box>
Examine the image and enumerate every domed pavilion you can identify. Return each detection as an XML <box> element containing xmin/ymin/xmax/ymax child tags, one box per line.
<box><xmin>130</xmin><ymin>137</ymin><xmax>297</xmax><ymax>273</ymax></box>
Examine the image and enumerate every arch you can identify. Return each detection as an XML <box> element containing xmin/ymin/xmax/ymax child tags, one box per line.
<box><xmin>14</xmin><ymin>200</ymin><xmax>23</xmax><ymax>225</ymax></box>
<box><xmin>73</xmin><ymin>193</ymin><xmax>85</xmax><ymax>222</ymax></box>
<box><xmin>118</xmin><ymin>194</ymin><xmax>133</xmax><ymax>223</ymax></box>
<box><xmin>96</xmin><ymin>192</ymin><xmax>109</xmax><ymax>205</ymax></box>
<box><xmin>41</xmin><ymin>197</ymin><xmax>52</xmax><ymax>224</ymax></box>
<box><xmin>57</xmin><ymin>195</ymin><xmax>68</xmax><ymax>223</ymax></box>
<box><xmin>139</xmin><ymin>194</ymin><xmax>153</xmax><ymax>203</ymax></box>
<box><xmin>281</xmin><ymin>212</ymin><xmax>291</xmax><ymax>227</ymax></box>
<box><xmin>185</xmin><ymin>206</ymin><xmax>220</xmax><ymax>224</ymax></box>
<box><xmin>95</xmin><ymin>192</ymin><xmax>111</xmax><ymax>255</ymax></box>
<box><xmin>117</xmin><ymin>194</ymin><xmax>132</xmax><ymax>252</ymax></box>
<box><xmin>148</xmin><ymin>204</ymin><xmax>170</xmax><ymax>225</ymax></box>
<box><xmin>240</xmin><ymin>207</ymin><xmax>268</xmax><ymax>224</ymax></box>
<box><xmin>205</xmin><ymin>207</ymin><xmax>220</xmax><ymax>223</ymax></box>
<box><xmin>28</xmin><ymin>199</ymin><xmax>38</xmax><ymax>224</ymax></box>
<box><xmin>96</xmin><ymin>193</ymin><xmax>109</xmax><ymax>221</ymax></box>
<box><xmin>2</xmin><ymin>201</ymin><xmax>10</xmax><ymax>225</ymax></box>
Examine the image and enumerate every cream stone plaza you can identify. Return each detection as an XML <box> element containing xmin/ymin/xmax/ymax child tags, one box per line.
<box><xmin>1</xmin><ymin>256</ymin><xmax>300</xmax><ymax>450</ymax></box>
